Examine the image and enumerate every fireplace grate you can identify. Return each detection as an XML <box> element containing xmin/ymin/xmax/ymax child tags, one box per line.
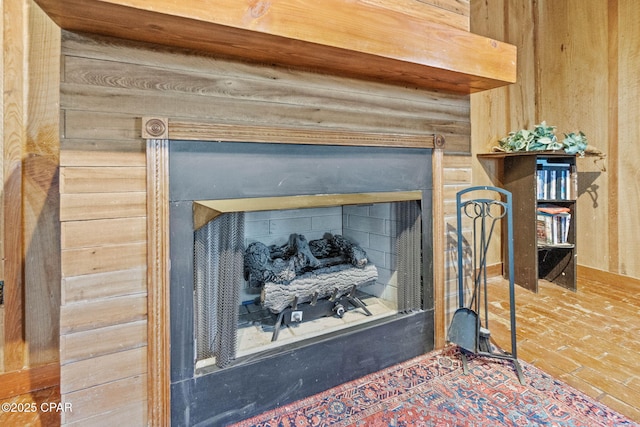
<box><xmin>194</xmin><ymin>212</ymin><xmax>245</xmax><ymax>368</ymax></box>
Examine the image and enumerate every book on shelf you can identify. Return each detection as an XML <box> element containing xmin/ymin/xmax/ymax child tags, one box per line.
<box><xmin>537</xmin><ymin>204</ymin><xmax>570</xmax><ymax>215</ymax></box>
<box><xmin>536</xmin><ymin>159</ymin><xmax>572</xmax><ymax>201</ymax></box>
<box><xmin>536</xmin><ymin>205</ymin><xmax>571</xmax><ymax>246</ymax></box>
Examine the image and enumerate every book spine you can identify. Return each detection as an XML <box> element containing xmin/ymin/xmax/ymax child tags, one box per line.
<box><xmin>559</xmin><ymin>169</ymin><xmax>568</xmax><ymax>200</ymax></box>
<box><xmin>537</xmin><ymin>169</ymin><xmax>545</xmax><ymax>199</ymax></box>
<box><xmin>548</xmin><ymin>169</ymin><xmax>557</xmax><ymax>200</ymax></box>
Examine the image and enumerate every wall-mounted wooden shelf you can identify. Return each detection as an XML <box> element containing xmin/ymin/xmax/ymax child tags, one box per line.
<box><xmin>34</xmin><ymin>0</ymin><xmax>516</xmax><ymax>94</ymax></box>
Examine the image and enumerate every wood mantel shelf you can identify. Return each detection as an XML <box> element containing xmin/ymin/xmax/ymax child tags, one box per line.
<box><xmin>34</xmin><ymin>0</ymin><xmax>516</xmax><ymax>94</ymax></box>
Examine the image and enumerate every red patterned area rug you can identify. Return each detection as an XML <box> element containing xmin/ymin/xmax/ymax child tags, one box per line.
<box><xmin>231</xmin><ymin>346</ymin><xmax>637</xmax><ymax>427</ymax></box>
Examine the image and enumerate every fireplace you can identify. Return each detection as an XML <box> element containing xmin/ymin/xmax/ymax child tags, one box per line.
<box><xmin>147</xmin><ymin>120</ymin><xmax>441</xmax><ymax>425</ymax></box>
<box><xmin>193</xmin><ymin>194</ymin><xmax>423</xmax><ymax>369</ymax></box>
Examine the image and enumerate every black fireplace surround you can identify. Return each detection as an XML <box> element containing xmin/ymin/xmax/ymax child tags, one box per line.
<box><xmin>169</xmin><ymin>141</ymin><xmax>435</xmax><ymax>426</ymax></box>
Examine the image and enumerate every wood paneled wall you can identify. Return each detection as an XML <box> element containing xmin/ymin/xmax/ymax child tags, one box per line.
<box><xmin>58</xmin><ymin>28</ymin><xmax>471</xmax><ymax>423</ymax></box>
<box><xmin>535</xmin><ymin>0</ymin><xmax>612</xmax><ymax>274</ymax></box>
<box><xmin>470</xmin><ymin>0</ymin><xmax>640</xmax><ymax>280</ymax></box>
<box><xmin>58</xmin><ymin>32</ymin><xmax>149</xmax><ymax>420</ymax></box>
<box><xmin>1</xmin><ymin>0</ymin><xmax>472</xmax><ymax>423</ymax></box>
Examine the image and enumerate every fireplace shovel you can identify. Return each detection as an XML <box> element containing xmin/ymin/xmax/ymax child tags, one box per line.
<box><xmin>447</xmin><ymin>274</ymin><xmax>492</xmax><ymax>354</ymax></box>
<box><xmin>447</xmin><ymin>298</ymin><xmax>492</xmax><ymax>354</ymax></box>
<box><xmin>448</xmin><ymin>264</ymin><xmax>494</xmax><ymax>353</ymax></box>
<box><xmin>447</xmin><ymin>306</ymin><xmax>478</xmax><ymax>352</ymax></box>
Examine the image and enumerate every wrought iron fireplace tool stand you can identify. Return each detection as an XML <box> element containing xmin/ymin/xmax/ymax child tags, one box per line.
<box><xmin>448</xmin><ymin>186</ymin><xmax>525</xmax><ymax>385</ymax></box>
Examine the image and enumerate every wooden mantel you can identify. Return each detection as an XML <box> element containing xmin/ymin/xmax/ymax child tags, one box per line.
<box><xmin>34</xmin><ymin>0</ymin><xmax>516</xmax><ymax>94</ymax></box>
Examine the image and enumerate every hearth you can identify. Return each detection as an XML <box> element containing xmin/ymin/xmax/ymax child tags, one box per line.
<box><xmin>162</xmin><ymin>129</ymin><xmax>438</xmax><ymax>425</ymax></box>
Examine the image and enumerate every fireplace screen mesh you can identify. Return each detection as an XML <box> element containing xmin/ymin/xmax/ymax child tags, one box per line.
<box><xmin>396</xmin><ymin>200</ymin><xmax>422</xmax><ymax>312</ymax></box>
<box><xmin>194</xmin><ymin>212</ymin><xmax>245</xmax><ymax>368</ymax></box>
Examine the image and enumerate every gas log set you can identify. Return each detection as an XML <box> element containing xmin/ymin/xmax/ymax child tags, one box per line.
<box><xmin>244</xmin><ymin>233</ymin><xmax>377</xmax><ymax>340</ymax></box>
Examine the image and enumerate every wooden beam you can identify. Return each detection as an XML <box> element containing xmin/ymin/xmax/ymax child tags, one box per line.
<box><xmin>34</xmin><ymin>0</ymin><xmax>516</xmax><ymax>94</ymax></box>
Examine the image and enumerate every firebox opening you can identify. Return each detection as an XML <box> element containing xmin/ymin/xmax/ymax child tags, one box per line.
<box><xmin>193</xmin><ymin>195</ymin><xmax>423</xmax><ymax>372</ymax></box>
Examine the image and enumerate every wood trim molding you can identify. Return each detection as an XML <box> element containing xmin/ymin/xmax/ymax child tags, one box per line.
<box><xmin>146</xmin><ymin>138</ymin><xmax>171</xmax><ymax>426</ymax></box>
<box><xmin>464</xmin><ymin>263</ymin><xmax>636</xmax><ymax>290</ymax></box>
<box><xmin>144</xmin><ymin>120</ymin><xmax>447</xmax><ymax>424</ymax></box>
<box><xmin>165</xmin><ymin>120</ymin><xmax>437</xmax><ymax>149</ymax></box>
<box><xmin>578</xmin><ymin>265</ymin><xmax>640</xmax><ymax>288</ymax></box>
<box><xmin>484</xmin><ymin>263</ymin><xmax>504</xmax><ymax>279</ymax></box>
<box><xmin>0</xmin><ymin>363</ymin><xmax>60</xmax><ymax>400</ymax></box>
<box><xmin>432</xmin><ymin>136</ymin><xmax>446</xmax><ymax>349</ymax></box>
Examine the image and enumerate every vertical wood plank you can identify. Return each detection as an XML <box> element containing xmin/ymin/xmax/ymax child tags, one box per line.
<box><xmin>3</xmin><ymin>0</ymin><xmax>27</xmax><ymax>372</ymax></box>
<box><xmin>0</xmin><ymin>0</ymin><xmax>5</xmax><ymax>374</ymax></box>
<box><xmin>0</xmin><ymin>0</ymin><xmax>4</xmax><ymax>299</ymax></box>
<box><xmin>0</xmin><ymin>307</ymin><xmax>3</xmax><ymax>372</ymax></box>
<box><xmin>25</xmin><ymin>0</ymin><xmax>62</xmax><ymax>367</ymax></box>
<box><xmin>507</xmin><ymin>0</ymin><xmax>537</xmax><ymax>130</ymax></box>
<box><xmin>617</xmin><ymin>0</ymin><xmax>640</xmax><ymax>277</ymax></box>
<box><xmin>146</xmin><ymin>137</ymin><xmax>170</xmax><ymax>426</ymax></box>
<box><xmin>607</xmin><ymin>1</ymin><xmax>619</xmax><ymax>274</ymax></box>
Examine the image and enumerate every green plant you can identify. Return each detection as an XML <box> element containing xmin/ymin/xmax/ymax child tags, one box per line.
<box><xmin>498</xmin><ymin>122</ymin><xmax>587</xmax><ymax>156</ymax></box>
<box><xmin>562</xmin><ymin>131</ymin><xmax>588</xmax><ymax>155</ymax></box>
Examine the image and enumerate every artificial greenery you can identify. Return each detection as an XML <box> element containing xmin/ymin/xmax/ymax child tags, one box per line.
<box><xmin>498</xmin><ymin>122</ymin><xmax>588</xmax><ymax>156</ymax></box>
